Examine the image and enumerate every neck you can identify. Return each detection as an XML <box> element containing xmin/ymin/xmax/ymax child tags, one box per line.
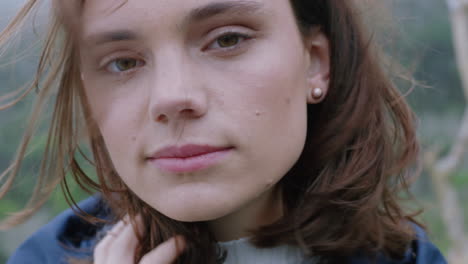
<box><xmin>209</xmin><ymin>187</ymin><xmax>283</xmax><ymax>242</ymax></box>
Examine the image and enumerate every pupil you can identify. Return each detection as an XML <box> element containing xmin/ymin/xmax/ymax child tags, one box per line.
<box><xmin>117</xmin><ymin>59</ymin><xmax>136</xmax><ymax>71</ymax></box>
<box><xmin>218</xmin><ymin>35</ymin><xmax>239</xmax><ymax>48</ymax></box>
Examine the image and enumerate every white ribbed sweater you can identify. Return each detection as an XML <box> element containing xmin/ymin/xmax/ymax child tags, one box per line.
<box><xmin>218</xmin><ymin>237</ymin><xmax>318</xmax><ymax>264</ymax></box>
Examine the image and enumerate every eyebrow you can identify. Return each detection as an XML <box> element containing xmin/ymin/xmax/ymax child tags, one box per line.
<box><xmin>89</xmin><ymin>30</ymin><xmax>139</xmax><ymax>45</ymax></box>
<box><xmin>183</xmin><ymin>0</ymin><xmax>265</xmax><ymax>26</ymax></box>
<box><xmin>85</xmin><ymin>0</ymin><xmax>265</xmax><ymax>46</ymax></box>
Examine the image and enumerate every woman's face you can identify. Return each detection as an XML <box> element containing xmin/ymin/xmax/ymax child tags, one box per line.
<box><xmin>79</xmin><ymin>0</ymin><xmax>328</xmax><ymax>225</ymax></box>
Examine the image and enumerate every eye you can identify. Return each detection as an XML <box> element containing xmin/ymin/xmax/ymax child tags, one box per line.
<box><xmin>217</xmin><ymin>34</ymin><xmax>242</xmax><ymax>48</ymax></box>
<box><xmin>107</xmin><ymin>58</ymin><xmax>145</xmax><ymax>73</ymax></box>
<box><xmin>207</xmin><ymin>32</ymin><xmax>252</xmax><ymax>50</ymax></box>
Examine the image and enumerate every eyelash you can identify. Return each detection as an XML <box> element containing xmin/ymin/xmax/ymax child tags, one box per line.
<box><xmin>205</xmin><ymin>31</ymin><xmax>253</xmax><ymax>53</ymax></box>
<box><xmin>106</xmin><ymin>58</ymin><xmax>145</xmax><ymax>76</ymax></box>
<box><xmin>103</xmin><ymin>31</ymin><xmax>254</xmax><ymax>75</ymax></box>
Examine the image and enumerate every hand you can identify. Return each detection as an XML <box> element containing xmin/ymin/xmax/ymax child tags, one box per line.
<box><xmin>94</xmin><ymin>218</ymin><xmax>186</xmax><ymax>264</ymax></box>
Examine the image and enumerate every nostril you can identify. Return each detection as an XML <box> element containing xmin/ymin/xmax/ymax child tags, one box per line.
<box><xmin>157</xmin><ymin>114</ymin><xmax>169</xmax><ymax>123</ymax></box>
<box><xmin>151</xmin><ymin>99</ymin><xmax>206</xmax><ymax>123</ymax></box>
<box><xmin>180</xmin><ymin>109</ymin><xmax>195</xmax><ymax>117</ymax></box>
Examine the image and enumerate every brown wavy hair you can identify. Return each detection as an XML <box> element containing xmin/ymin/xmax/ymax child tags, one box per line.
<box><xmin>0</xmin><ymin>0</ymin><xmax>421</xmax><ymax>263</ymax></box>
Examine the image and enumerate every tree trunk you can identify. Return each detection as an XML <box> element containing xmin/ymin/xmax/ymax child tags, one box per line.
<box><xmin>424</xmin><ymin>1</ymin><xmax>468</xmax><ymax>263</ymax></box>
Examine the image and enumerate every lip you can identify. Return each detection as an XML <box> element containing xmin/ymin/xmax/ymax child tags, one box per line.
<box><xmin>147</xmin><ymin>144</ymin><xmax>233</xmax><ymax>173</ymax></box>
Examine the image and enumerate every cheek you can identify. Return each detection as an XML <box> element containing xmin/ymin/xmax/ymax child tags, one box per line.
<box><xmin>83</xmin><ymin>73</ymin><xmax>148</xmax><ymax>128</ymax></box>
<box><xmin>216</xmin><ymin>46</ymin><xmax>309</xmax><ymax>128</ymax></box>
<box><xmin>85</xmin><ymin>81</ymin><xmax>135</xmax><ymax>121</ymax></box>
<box><xmin>211</xmin><ymin>45</ymin><xmax>309</xmax><ymax>178</ymax></box>
<box><xmin>82</xmin><ymin>78</ymin><xmax>147</xmax><ymax>164</ymax></box>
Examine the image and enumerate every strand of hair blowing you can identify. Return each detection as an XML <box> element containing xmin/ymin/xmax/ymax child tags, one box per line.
<box><xmin>124</xmin><ymin>192</ymin><xmax>224</xmax><ymax>264</ymax></box>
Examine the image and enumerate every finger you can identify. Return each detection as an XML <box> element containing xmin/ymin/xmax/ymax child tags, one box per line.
<box><xmin>140</xmin><ymin>236</ymin><xmax>186</xmax><ymax>264</ymax></box>
<box><xmin>93</xmin><ymin>220</ymin><xmax>126</xmax><ymax>263</ymax></box>
<box><xmin>106</xmin><ymin>220</ymin><xmax>141</xmax><ymax>263</ymax></box>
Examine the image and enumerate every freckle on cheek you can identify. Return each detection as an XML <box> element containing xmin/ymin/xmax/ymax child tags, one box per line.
<box><xmin>131</xmin><ymin>136</ymin><xmax>137</xmax><ymax>141</ymax></box>
<box><xmin>285</xmin><ymin>98</ymin><xmax>291</xmax><ymax>105</ymax></box>
<box><xmin>255</xmin><ymin>110</ymin><xmax>261</xmax><ymax>116</ymax></box>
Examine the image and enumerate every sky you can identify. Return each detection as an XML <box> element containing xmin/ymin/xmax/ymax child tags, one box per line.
<box><xmin>0</xmin><ymin>0</ymin><xmax>41</xmax><ymax>29</ymax></box>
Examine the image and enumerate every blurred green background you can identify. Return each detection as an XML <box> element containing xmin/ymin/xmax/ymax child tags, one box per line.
<box><xmin>0</xmin><ymin>0</ymin><xmax>466</xmax><ymax>262</ymax></box>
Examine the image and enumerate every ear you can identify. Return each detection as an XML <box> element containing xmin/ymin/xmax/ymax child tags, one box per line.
<box><xmin>303</xmin><ymin>30</ymin><xmax>330</xmax><ymax>104</ymax></box>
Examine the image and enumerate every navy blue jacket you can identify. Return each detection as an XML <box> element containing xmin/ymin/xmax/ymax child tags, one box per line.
<box><xmin>7</xmin><ymin>196</ymin><xmax>447</xmax><ymax>264</ymax></box>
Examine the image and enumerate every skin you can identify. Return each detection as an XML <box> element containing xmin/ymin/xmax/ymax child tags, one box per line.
<box><xmin>94</xmin><ymin>217</ymin><xmax>186</xmax><ymax>263</ymax></box>
<box><xmin>77</xmin><ymin>0</ymin><xmax>329</xmax><ymax>261</ymax></box>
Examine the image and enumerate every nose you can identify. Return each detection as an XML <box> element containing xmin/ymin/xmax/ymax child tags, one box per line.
<box><xmin>151</xmin><ymin>97</ymin><xmax>206</xmax><ymax>123</ymax></box>
<box><xmin>149</xmin><ymin>55</ymin><xmax>207</xmax><ymax>123</ymax></box>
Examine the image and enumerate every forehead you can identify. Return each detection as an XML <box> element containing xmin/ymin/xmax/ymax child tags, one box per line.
<box><xmin>78</xmin><ymin>0</ymin><xmax>288</xmax><ymax>42</ymax></box>
<box><xmin>82</xmin><ymin>0</ymin><xmax>273</xmax><ymax>16</ymax></box>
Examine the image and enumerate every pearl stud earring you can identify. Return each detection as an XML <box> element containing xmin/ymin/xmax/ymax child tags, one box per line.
<box><xmin>308</xmin><ymin>88</ymin><xmax>324</xmax><ymax>103</ymax></box>
<box><xmin>312</xmin><ymin>88</ymin><xmax>323</xmax><ymax>99</ymax></box>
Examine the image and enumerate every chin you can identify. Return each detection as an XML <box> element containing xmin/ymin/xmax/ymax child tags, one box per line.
<box><xmin>154</xmin><ymin>195</ymin><xmax>241</xmax><ymax>223</ymax></box>
<box><xmin>142</xmin><ymin>183</ymin><xmax>243</xmax><ymax>222</ymax></box>
<box><xmin>160</xmin><ymin>206</ymin><xmax>231</xmax><ymax>222</ymax></box>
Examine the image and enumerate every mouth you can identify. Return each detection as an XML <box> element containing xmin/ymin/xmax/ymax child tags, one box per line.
<box><xmin>147</xmin><ymin>144</ymin><xmax>234</xmax><ymax>173</ymax></box>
